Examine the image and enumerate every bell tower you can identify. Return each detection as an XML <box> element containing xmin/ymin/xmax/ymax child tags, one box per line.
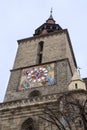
<box><xmin>4</xmin><ymin>11</ymin><xmax>77</xmax><ymax>102</ymax></box>
<box><xmin>0</xmin><ymin>12</ymin><xmax>78</xmax><ymax>130</ymax></box>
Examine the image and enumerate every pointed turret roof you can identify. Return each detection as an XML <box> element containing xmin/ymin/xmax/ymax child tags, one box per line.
<box><xmin>71</xmin><ymin>70</ymin><xmax>82</xmax><ymax>81</ymax></box>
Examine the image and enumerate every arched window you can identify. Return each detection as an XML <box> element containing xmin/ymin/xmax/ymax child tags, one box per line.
<box><xmin>75</xmin><ymin>83</ymin><xmax>78</xmax><ymax>89</ymax></box>
<box><xmin>29</xmin><ymin>90</ymin><xmax>41</xmax><ymax>99</ymax></box>
<box><xmin>21</xmin><ymin>118</ymin><xmax>34</xmax><ymax>130</ymax></box>
<box><xmin>37</xmin><ymin>41</ymin><xmax>44</xmax><ymax>64</ymax></box>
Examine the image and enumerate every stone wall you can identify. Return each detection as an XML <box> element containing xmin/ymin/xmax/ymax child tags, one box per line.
<box><xmin>1</xmin><ymin>91</ymin><xmax>86</xmax><ymax>130</ymax></box>
<box><xmin>0</xmin><ymin>94</ymin><xmax>58</xmax><ymax>130</ymax></box>
<box><xmin>4</xmin><ymin>59</ymin><xmax>72</xmax><ymax>102</ymax></box>
<box><xmin>4</xmin><ymin>30</ymin><xmax>75</xmax><ymax>102</ymax></box>
<box><xmin>13</xmin><ymin>30</ymin><xmax>76</xmax><ymax>72</ymax></box>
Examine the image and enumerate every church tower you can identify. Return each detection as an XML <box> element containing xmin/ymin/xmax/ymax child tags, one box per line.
<box><xmin>4</xmin><ymin>11</ymin><xmax>77</xmax><ymax>102</ymax></box>
<box><xmin>0</xmin><ymin>12</ymin><xmax>79</xmax><ymax>130</ymax></box>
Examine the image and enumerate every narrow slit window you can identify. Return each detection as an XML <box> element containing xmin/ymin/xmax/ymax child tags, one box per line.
<box><xmin>39</xmin><ymin>53</ymin><xmax>42</xmax><ymax>64</ymax></box>
<box><xmin>37</xmin><ymin>41</ymin><xmax>44</xmax><ymax>64</ymax></box>
<box><xmin>75</xmin><ymin>83</ymin><xmax>78</xmax><ymax>89</ymax></box>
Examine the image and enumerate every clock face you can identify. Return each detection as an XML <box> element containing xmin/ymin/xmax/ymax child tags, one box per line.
<box><xmin>27</xmin><ymin>67</ymin><xmax>48</xmax><ymax>82</ymax></box>
<box><xmin>19</xmin><ymin>63</ymin><xmax>55</xmax><ymax>90</ymax></box>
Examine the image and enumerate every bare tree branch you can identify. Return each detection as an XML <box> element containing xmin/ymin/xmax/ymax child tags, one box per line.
<box><xmin>40</xmin><ymin>90</ymin><xmax>87</xmax><ymax>130</ymax></box>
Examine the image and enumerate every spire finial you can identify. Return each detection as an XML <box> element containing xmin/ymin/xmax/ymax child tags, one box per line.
<box><xmin>46</xmin><ymin>8</ymin><xmax>55</xmax><ymax>24</ymax></box>
<box><xmin>50</xmin><ymin>7</ymin><xmax>53</xmax><ymax>16</ymax></box>
<box><xmin>50</xmin><ymin>8</ymin><xmax>53</xmax><ymax>19</ymax></box>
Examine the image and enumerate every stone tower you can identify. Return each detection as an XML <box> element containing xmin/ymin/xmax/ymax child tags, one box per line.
<box><xmin>0</xmin><ymin>12</ymin><xmax>78</xmax><ymax>130</ymax></box>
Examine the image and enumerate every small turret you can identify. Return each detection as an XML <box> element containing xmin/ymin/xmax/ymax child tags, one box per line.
<box><xmin>34</xmin><ymin>9</ymin><xmax>62</xmax><ymax>36</ymax></box>
<box><xmin>68</xmin><ymin>70</ymin><xmax>86</xmax><ymax>91</ymax></box>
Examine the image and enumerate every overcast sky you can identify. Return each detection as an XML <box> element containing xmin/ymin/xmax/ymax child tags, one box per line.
<box><xmin>0</xmin><ymin>0</ymin><xmax>87</xmax><ymax>102</ymax></box>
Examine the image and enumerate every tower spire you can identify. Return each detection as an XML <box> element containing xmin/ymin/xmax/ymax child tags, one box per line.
<box><xmin>46</xmin><ymin>8</ymin><xmax>55</xmax><ymax>24</ymax></box>
<box><xmin>49</xmin><ymin>8</ymin><xmax>53</xmax><ymax>19</ymax></box>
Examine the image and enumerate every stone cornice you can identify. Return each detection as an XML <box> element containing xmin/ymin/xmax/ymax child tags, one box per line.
<box><xmin>17</xmin><ymin>29</ymin><xmax>67</xmax><ymax>44</ymax></box>
<box><xmin>0</xmin><ymin>90</ymin><xmax>87</xmax><ymax>112</ymax></box>
<box><xmin>0</xmin><ymin>94</ymin><xmax>59</xmax><ymax>111</ymax></box>
<box><xmin>11</xmin><ymin>58</ymin><xmax>69</xmax><ymax>72</ymax></box>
